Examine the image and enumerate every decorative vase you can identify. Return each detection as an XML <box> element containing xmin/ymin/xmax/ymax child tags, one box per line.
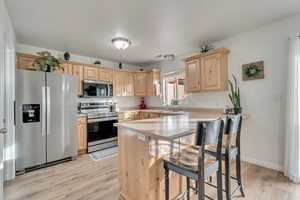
<box><xmin>64</xmin><ymin>52</ymin><xmax>70</xmax><ymax>61</ymax></box>
<box><xmin>234</xmin><ymin>107</ymin><xmax>242</xmax><ymax>114</ymax></box>
<box><xmin>224</xmin><ymin>108</ymin><xmax>242</xmax><ymax>114</ymax></box>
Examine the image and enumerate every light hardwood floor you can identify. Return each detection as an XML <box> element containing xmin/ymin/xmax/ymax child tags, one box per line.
<box><xmin>4</xmin><ymin>155</ymin><xmax>300</xmax><ymax>200</ymax></box>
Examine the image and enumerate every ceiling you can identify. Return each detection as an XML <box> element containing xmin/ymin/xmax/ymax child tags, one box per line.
<box><xmin>6</xmin><ymin>0</ymin><xmax>300</xmax><ymax>66</ymax></box>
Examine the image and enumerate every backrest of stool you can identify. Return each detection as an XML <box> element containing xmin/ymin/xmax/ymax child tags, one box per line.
<box><xmin>224</xmin><ymin>115</ymin><xmax>243</xmax><ymax>150</ymax></box>
<box><xmin>225</xmin><ymin>115</ymin><xmax>242</xmax><ymax>135</ymax></box>
<box><xmin>195</xmin><ymin>119</ymin><xmax>224</xmax><ymax>147</ymax></box>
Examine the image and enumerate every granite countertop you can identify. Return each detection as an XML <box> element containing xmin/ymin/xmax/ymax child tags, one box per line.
<box><xmin>115</xmin><ymin>112</ymin><xmax>222</xmax><ymax>141</ymax></box>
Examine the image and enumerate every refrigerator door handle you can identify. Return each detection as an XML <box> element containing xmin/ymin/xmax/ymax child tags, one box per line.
<box><xmin>46</xmin><ymin>87</ymin><xmax>51</xmax><ymax>135</ymax></box>
<box><xmin>42</xmin><ymin>87</ymin><xmax>46</xmax><ymax>136</ymax></box>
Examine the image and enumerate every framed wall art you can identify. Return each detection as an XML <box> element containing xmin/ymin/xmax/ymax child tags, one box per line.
<box><xmin>242</xmin><ymin>60</ymin><xmax>264</xmax><ymax>81</ymax></box>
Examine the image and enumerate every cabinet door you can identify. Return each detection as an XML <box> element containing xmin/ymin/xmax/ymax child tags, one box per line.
<box><xmin>98</xmin><ymin>68</ymin><xmax>113</xmax><ymax>83</ymax></box>
<box><xmin>62</xmin><ymin>63</ymin><xmax>73</xmax><ymax>74</ymax></box>
<box><xmin>84</xmin><ymin>66</ymin><xmax>98</xmax><ymax>80</ymax></box>
<box><xmin>134</xmin><ymin>72</ymin><xmax>147</xmax><ymax>96</ymax></box>
<box><xmin>200</xmin><ymin>54</ymin><xmax>225</xmax><ymax>91</ymax></box>
<box><xmin>140</xmin><ymin>112</ymin><xmax>149</xmax><ymax>119</ymax></box>
<box><xmin>146</xmin><ymin>72</ymin><xmax>154</xmax><ymax>96</ymax></box>
<box><xmin>77</xmin><ymin>117</ymin><xmax>87</xmax><ymax>155</ymax></box>
<box><xmin>124</xmin><ymin>72</ymin><xmax>135</xmax><ymax>96</ymax></box>
<box><xmin>153</xmin><ymin>71</ymin><xmax>161</xmax><ymax>96</ymax></box>
<box><xmin>185</xmin><ymin>59</ymin><xmax>201</xmax><ymax>92</ymax></box>
<box><xmin>72</xmin><ymin>64</ymin><xmax>84</xmax><ymax>96</ymax></box>
<box><xmin>147</xmin><ymin>71</ymin><xmax>161</xmax><ymax>96</ymax></box>
<box><xmin>114</xmin><ymin>71</ymin><xmax>125</xmax><ymax>96</ymax></box>
<box><xmin>17</xmin><ymin>55</ymin><xmax>35</xmax><ymax>70</ymax></box>
<box><xmin>149</xmin><ymin>113</ymin><xmax>160</xmax><ymax>119</ymax></box>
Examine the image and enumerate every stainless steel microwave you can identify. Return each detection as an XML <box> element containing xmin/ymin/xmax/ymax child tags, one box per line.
<box><xmin>83</xmin><ymin>80</ymin><xmax>113</xmax><ymax>98</ymax></box>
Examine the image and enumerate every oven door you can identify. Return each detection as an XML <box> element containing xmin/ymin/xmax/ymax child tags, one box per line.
<box><xmin>87</xmin><ymin>119</ymin><xmax>118</xmax><ymax>146</ymax></box>
<box><xmin>83</xmin><ymin>80</ymin><xmax>110</xmax><ymax>98</ymax></box>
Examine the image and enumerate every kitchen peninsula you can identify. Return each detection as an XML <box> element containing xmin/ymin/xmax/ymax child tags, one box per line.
<box><xmin>116</xmin><ymin>111</ymin><xmax>223</xmax><ymax>200</ymax></box>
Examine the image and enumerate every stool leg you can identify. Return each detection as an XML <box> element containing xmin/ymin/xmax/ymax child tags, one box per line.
<box><xmin>164</xmin><ymin>164</ymin><xmax>169</xmax><ymax>200</ymax></box>
<box><xmin>186</xmin><ymin>177</ymin><xmax>190</xmax><ymax>200</ymax></box>
<box><xmin>225</xmin><ymin>155</ymin><xmax>232</xmax><ymax>200</ymax></box>
<box><xmin>197</xmin><ymin>176</ymin><xmax>205</xmax><ymax>200</ymax></box>
<box><xmin>217</xmin><ymin>162</ymin><xmax>223</xmax><ymax>200</ymax></box>
<box><xmin>236</xmin><ymin>150</ymin><xmax>245</xmax><ymax>197</ymax></box>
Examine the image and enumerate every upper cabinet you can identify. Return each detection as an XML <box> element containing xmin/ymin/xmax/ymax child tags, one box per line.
<box><xmin>134</xmin><ymin>72</ymin><xmax>147</xmax><ymax>96</ymax></box>
<box><xmin>72</xmin><ymin>64</ymin><xmax>84</xmax><ymax>96</ymax></box>
<box><xmin>183</xmin><ymin>48</ymin><xmax>229</xmax><ymax>93</ymax></box>
<box><xmin>16</xmin><ymin>53</ymin><xmax>36</xmax><ymax>70</ymax></box>
<box><xmin>185</xmin><ymin>59</ymin><xmax>201</xmax><ymax>92</ymax></box>
<box><xmin>147</xmin><ymin>69</ymin><xmax>161</xmax><ymax>96</ymax></box>
<box><xmin>16</xmin><ymin>53</ymin><xmax>161</xmax><ymax>97</ymax></box>
<box><xmin>83</xmin><ymin>65</ymin><xmax>98</xmax><ymax>80</ymax></box>
<box><xmin>113</xmin><ymin>71</ymin><xmax>135</xmax><ymax>97</ymax></box>
<box><xmin>62</xmin><ymin>62</ymin><xmax>73</xmax><ymax>74</ymax></box>
<box><xmin>124</xmin><ymin>72</ymin><xmax>135</xmax><ymax>96</ymax></box>
<box><xmin>98</xmin><ymin>68</ymin><xmax>113</xmax><ymax>83</ymax></box>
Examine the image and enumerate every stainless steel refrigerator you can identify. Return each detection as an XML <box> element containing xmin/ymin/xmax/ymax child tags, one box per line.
<box><xmin>16</xmin><ymin>70</ymin><xmax>77</xmax><ymax>173</ymax></box>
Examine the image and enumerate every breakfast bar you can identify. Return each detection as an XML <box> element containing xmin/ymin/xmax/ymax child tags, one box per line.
<box><xmin>116</xmin><ymin>112</ymin><xmax>222</xmax><ymax>200</ymax></box>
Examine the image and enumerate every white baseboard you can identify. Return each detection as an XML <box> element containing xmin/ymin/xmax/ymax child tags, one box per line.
<box><xmin>242</xmin><ymin>156</ymin><xmax>283</xmax><ymax>172</ymax></box>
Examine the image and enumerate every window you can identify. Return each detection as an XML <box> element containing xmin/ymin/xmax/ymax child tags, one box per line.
<box><xmin>162</xmin><ymin>71</ymin><xmax>186</xmax><ymax>105</ymax></box>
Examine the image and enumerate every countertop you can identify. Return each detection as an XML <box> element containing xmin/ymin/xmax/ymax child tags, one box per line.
<box><xmin>115</xmin><ymin>111</ymin><xmax>222</xmax><ymax>141</ymax></box>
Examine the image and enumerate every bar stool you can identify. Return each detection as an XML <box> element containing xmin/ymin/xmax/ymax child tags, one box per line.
<box><xmin>207</xmin><ymin>115</ymin><xmax>245</xmax><ymax>200</ymax></box>
<box><xmin>163</xmin><ymin>119</ymin><xmax>224</xmax><ymax>200</ymax></box>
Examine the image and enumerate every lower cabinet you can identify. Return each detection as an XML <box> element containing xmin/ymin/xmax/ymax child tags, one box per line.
<box><xmin>77</xmin><ymin>116</ymin><xmax>87</xmax><ymax>155</ymax></box>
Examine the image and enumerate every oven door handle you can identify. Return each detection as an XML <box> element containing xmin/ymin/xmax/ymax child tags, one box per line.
<box><xmin>87</xmin><ymin>117</ymin><xmax>118</xmax><ymax>123</ymax></box>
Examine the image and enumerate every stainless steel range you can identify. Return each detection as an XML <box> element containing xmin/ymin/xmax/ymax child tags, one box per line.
<box><xmin>79</xmin><ymin>101</ymin><xmax>118</xmax><ymax>153</ymax></box>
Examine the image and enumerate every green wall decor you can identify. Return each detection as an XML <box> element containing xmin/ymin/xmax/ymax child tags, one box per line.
<box><xmin>242</xmin><ymin>61</ymin><xmax>264</xmax><ymax>81</ymax></box>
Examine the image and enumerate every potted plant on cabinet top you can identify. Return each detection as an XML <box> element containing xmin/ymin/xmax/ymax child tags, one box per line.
<box><xmin>227</xmin><ymin>74</ymin><xmax>242</xmax><ymax>114</ymax></box>
<box><xmin>32</xmin><ymin>51</ymin><xmax>63</xmax><ymax>72</ymax></box>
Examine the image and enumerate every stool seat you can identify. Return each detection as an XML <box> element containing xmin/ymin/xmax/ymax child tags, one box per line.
<box><xmin>164</xmin><ymin>147</ymin><xmax>219</xmax><ymax>180</ymax></box>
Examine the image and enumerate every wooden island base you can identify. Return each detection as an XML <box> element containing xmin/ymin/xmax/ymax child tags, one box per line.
<box><xmin>118</xmin><ymin>127</ymin><xmax>186</xmax><ymax>200</ymax></box>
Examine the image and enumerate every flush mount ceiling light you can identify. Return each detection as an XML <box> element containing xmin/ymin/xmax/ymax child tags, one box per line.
<box><xmin>112</xmin><ymin>37</ymin><xmax>131</xmax><ymax>50</ymax></box>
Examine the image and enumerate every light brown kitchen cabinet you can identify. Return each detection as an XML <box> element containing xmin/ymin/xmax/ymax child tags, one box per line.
<box><xmin>139</xmin><ymin>112</ymin><xmax>150</xmax><ymax>119</ymax></box>
<box><xmin>183</xmin><ymin>48</ymin><xmax>230</xmax><ymax>93</ymax></box>
<box><xmin>72</xmin><ymin>64</ymin><xmax>84</xmax><ymax>96</ymax></box>
<box><xmin>84</xmin><ymin>65</ymin><xmax>98</xmax><ymax>80</ymax></box>
<box><xmin>147</xmin><ymin>69</ymin><xmax>161</xmax><ymax>96</ymax></box>
<box><xmin>114</xmin><ymin>71</ymin><xmax>135</xmax><ymax>96</ymax></box>
<box><xmin>149</xmin><ymin>113</ymin><xmax>161</xmax><ymax>119</ymax></box>
<box><xmin>124</xmin><ymin>72</ymin><xmax>135</xmax><ymax>96</ymax></box>
<box><xmin>98</xmin><ymin>68</ymin><xmax>113</xmax><ymax>83</ymax></box>
<box><xmin>134</xmin><ymin>72</ymin><xmax>147</xmax><ymax>96</ymax></box>
<box><xmin>16</xmin><ymin>53</ymin><xmax>36</xmax><ymax>70</ymax></box>
<box><xmin>200</xmin><ymin>53</ymin><xmax>228</xmax><ymax>91</ymax></box>
<box><xmin>185</xmin><ymin>59</ymin><xmax>201</xmax><ymax>92</ymax></box>
<box><xmin>77</xmin><ymin>116</ymin><xmax>87</xmax><ymax>155</ymax></box>
<box><xmin>62</xmin><ymin>62</ymin><xmax>73</xmax><ymax>74</ymax></box>
<box><xmin>114</xmin><ymin>71</ymin><xmax>125</xmax><ymax>96</ymax></box>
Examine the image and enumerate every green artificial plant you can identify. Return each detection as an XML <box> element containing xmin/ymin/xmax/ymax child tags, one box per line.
<box><xmin>228</xmin><ymin>74</ymin><xmax>241</xmax><ymax>109</ymax></box>
<box><xmin>32</xmin><ymin>51</ymin><xmax>63</xmax><ymax>72</ymax></box>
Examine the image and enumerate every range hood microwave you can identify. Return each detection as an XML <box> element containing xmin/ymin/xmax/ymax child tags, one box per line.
<box><xmin>83</xmin><ymin>80</ymin><xmax>113</xmax><ymax>98</ymax></box>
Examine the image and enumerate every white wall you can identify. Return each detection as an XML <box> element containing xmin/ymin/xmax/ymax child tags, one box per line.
<box><xmin>145</xmin><ymin>14</ymin><xmax>300</xmax><ymax>171</ymax></box>
<box><xmin>17</xmin><ymin>43</ymin><xmax>142</xmax><ymax>108</ymax></box>
<box><xmin>0</xmin><ymin>0</ymin><xmax>16</xmax><ymax>180</ymax></box>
